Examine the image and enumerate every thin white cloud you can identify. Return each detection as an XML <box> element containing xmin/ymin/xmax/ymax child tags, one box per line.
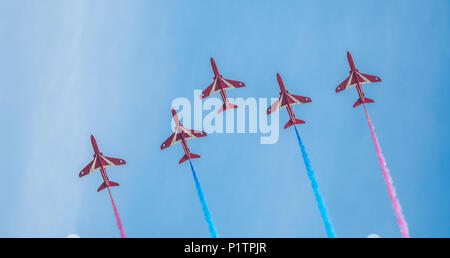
<box><xmin>13</xmin><ymin>1</ymin><xmax>88</xmax><ymax>237</ymax></box>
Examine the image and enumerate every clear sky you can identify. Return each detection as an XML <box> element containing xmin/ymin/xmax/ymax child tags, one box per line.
<box><xmin>0</xmin><ymin>0</ymin><xmax>448</xmax><ymax>237</ymax></box>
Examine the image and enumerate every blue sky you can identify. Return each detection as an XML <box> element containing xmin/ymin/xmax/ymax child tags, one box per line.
<box><xmin>0</xmin><ymin>0</ymin><xmax>448</xmax><ymax>237</ymax></box>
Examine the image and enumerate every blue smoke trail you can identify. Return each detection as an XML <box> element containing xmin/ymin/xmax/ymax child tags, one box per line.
<box><xmin>294</xmin><ymin>125</ymin><xmax>336</xmax><ymax>238</ymax></box>
<box><xmin>188</xmin><ymin>160</ymin><xmax>218</xmax><ymax>238</ymax></box>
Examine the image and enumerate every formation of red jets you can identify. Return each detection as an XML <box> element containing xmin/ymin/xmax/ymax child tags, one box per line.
<box><xmin>79</xmin><ymin>51</ymin><xmax>382</xmax><ymax>193</ymax></box>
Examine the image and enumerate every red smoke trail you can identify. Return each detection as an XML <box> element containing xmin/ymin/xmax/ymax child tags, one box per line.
<box><xmin>107</xmin><ymin>187</ymin><xmax>126</xmax><ymax>238</ymax></box>
<box><xmin>363</xmin><ymin>104</ymin><xmax>410</xmax><ymax>238</ymax></box>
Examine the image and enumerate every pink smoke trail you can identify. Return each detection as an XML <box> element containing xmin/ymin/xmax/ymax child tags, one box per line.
<box><xmin>363</xmin><ymin>104</ymin><xmax>410</xmax><ymax>238</ymax></box>
<box><xmin>107</xmin><ymin>187</ymin><xmax>127</xmax><ymax>238</ymax></box>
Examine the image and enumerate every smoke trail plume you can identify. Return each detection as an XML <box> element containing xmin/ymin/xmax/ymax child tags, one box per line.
<box><xmin>294</xmin><ymin>126</ymin><xmax>336</xmax><ymax>238</ymax></box>
<box><xmin>363</xmin><ymin>104</ymin><xmax>410</xmax><ymax>238</ymax></box>
<box><xmin>107</xmin><ymin>187</ymin><xmax>127</xmax><ymax>238</ymax></box>
<box><xmin>189</xmin><ymin>160</ymin><xmax>218</xmax><ymax>238</ymax></box>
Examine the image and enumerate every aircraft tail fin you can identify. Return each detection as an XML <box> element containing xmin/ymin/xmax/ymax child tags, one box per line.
<box><xmin>179</xmin><ymin>153</ymin><xmax>201</xmax><ymax>164</ymax></box>
<box><xmin>218</xmin><ymin>103</ymin><xmax>238</xmax><ymax>114</ymax></box>
<box><xmin>97</xmin><ymin>181</ymin><xmax>119</xmax><ymax>192</ymax></box>
<box><xmin>109</xmin><ymin>181</ymin><xmax>119</xmax><ymax>187</ymax></box>
<box><xmin>353</xmin><ymin>97</ymin><xmax>375</xmax><ymax>108</ymax></box>
<box><xmin>284</xmin><ymin>119</ymin><xmax>305</xmax><ymax>129</ymax></box>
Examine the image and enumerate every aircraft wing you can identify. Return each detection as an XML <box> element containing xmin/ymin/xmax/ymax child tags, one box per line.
<box><xmin>336</xmin><ymin>72</ymin><xmax>381</xmax><ymax>93</ymax></box>
<box><xmin>200</xmin><ymin>77</ymin><xmax>245</xmax><ymax>99</ymax></box>
<box><xmin>79</xmin><ymin>158</ymin><xmax>96</xmax><ymax>178</ymax></box>
<box><xmin>336</xmin><ymin>74</ymin><xmax>354</xmax><ymax>93</ymax></box>
<box><xmin>90</xmin><ymin>155</ymin><xmax>126</xmax><ymax>171</ymax></box>
<box><xmin>357</xmin><ymin>72</ymin><xmax>382</xmax><ymax>84</ymax></box>
<box><xmin>268</xmin><ymin>93</ymin><xmax>311</xmax><ymax>114</ymax></box>
<box><xmin>200</xmin><ymin>79</ymin><xmax>218</xmax><ymax>99</ymax></box>
<box><xmin>161</xmin><ymin>127</ymin><xmax>207</xmax><ymax>150</ymax></box>
<box><xmin>161</xmin><ymin>132</ymin><xmax>181</xmax><ymax>150</ymax></box>
<box><xmin>267</xmin><ymin>98</ymin><xmax>280</xmax><ymax>115</ymax></box>
<box><xmin>180</xmin><ymin>127</ymin><xmax>207</xmax><ymax>140</ymax></box>
<box><xmin>220</xmin><ymin>77</ymin><xmax>245</xmax><ymax>90</ymax></box>
<box><xmin>102</xmin><ymin>156</ymin><xmax>126</xmax><ymax>168</ymax></box>
<box><xmin>79</xmin><ymin>154</ymin><xmax>126</xmax><ymax>179</ymax></box>
<box><xmin>280</xmin><ymin>92</ymin><xmax>311</xmax><ymax>108</ymax></box>
<box><xmin>286</xmin><ymin>93</ymin><xmax>311</xmax><ymax>105</ymax></box>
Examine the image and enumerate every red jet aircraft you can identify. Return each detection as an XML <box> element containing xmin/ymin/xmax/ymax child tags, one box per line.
<box><xmin>267</xmin><ymin>73</ymin><xmax>312</xmax><ymax>129</ymax></box>
<box><xmin>161</xmin><ymin>108</ymin><xmax>207</xmax><ymax>164</ymax></box>
<box><xmin>200</xmin><ymin>58</ymin><xmax>246</xmax><ymax>113</ymax></box>
<box><xmin>79</xmin><ymin>135</ymin><xmax>126</xmax><ymax>192</ymax></box>
<box><xmin>336</xmin><ymin>51</ymin><xmax>382</xmax><ymax>107</ymax></box>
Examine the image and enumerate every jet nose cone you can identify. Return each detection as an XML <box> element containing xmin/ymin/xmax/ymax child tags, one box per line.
<box><xmin>276</xmin><ymin>73</ymin><xmax>283</xmax><ymax>82</ymax></box>
<box><xmin>276</xmin><ymin>73</ymin><xmax>285</xmax><ymax>91</ymax></box>
<box><xmin>90</xmin><ymin>134</ymin><xmax>98</xmax><ymax>149</ymax></box>
<box><xmin>91</xmin><ymin>134</ymin><xmax>97</xmax><ymax>144</ymax></box>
